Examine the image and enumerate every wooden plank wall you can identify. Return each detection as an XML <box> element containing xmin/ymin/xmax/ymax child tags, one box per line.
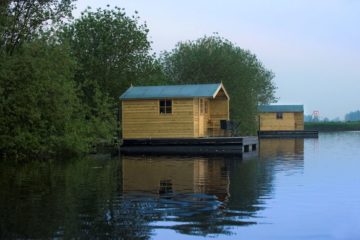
<box><xmin>204</xmin><ymin>99</ymin><xmax>210</xmax><ymax>136</ymax></box>
<box><xmin>193</xmin><ymin>98</ymin><xmax>199</xmax><ymax>137</ymax></box>
<box><xmin>294</xmin><ymin>112</ymin><xmax>304</xmax><ymax>130</ymax></box>
<box><xmin>259</xmin><ymin>112</ymin><xmax>304</xmax><ymax>131</ymax></box>
<box><xmin>122</xmin><ymin>99</ymin><xmax>194</xmax><ymax>139</ymax></box>
<box><xmin>209</xmin><ymin>98</ymin><xmax>229</xmax><ymax>136</ymax></box>
<box><xmin>193</xmin><ymin>98</ymin><xmax>211</xmax><ymax>137</ymax></box>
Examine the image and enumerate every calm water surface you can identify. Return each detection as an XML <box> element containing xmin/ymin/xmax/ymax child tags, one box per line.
<box><xmin>1</xmin><ymin>132</ymin><xmax>360</xmax><ymax>239</ymax></box>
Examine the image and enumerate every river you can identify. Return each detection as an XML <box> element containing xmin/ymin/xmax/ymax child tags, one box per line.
<box><xmin>1</xmin><ymin>132</ymin><xmax>359</xmax><ymax>239</ymax></box>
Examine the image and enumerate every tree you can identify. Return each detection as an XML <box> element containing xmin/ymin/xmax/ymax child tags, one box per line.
<box><xmin>345</xmin><ymin>110</ymin><xmax>360</xmax><ymax>122</ymax></box>
<box><xmin>58</xmin><ymin>7</ymin><xmax>167</xmax><ymax>139</ymax></box>
<box><xmin>0</xmin><ymin>40</ymin><xmax>94</xmax><ymax>159</ymax></box>
<box><xmin>160</xmin><ymin>35</ymin><xmax>277</xmax><ymax>134</ymax></box>
<box><xmin>1</xmin><ymin>4</ymin><xmax>165</xmax><ymax>160</ymax></box>
<box><xmin>0</xmin><ymin>0</ymin><xmax>96</xmax><ymax>160</ymax></box>
<box><xmin>0</xmin><ymin>0</ymin><xmax>75</xmax><ymax>55</ymax></box>
<box><xmin>59</xmin><ymin>7</ymin><xmax>164</xmax><ymax>101</ymax></box>
<box><xmin>0</xmin><ymin>0</ymin><xmax>115</xmax><ymax>160</ymax></box>
<box><xmin>304</xmin><ymin>114</ymin><xmax>313</xmax><ymax>122</ymax></box>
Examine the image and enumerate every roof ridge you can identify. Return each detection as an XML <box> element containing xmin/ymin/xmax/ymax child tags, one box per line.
<box><xmin>258</xmin><ymin>104</ymin><xmax>304</xmax><ymax>113</ymax></box>
<box><xmin>129</xmin><ymin>83</ymin><xmax>221</xmax><ymax>88</ymax></box>
<box><xmin>119</xmin><ymin>83</ymin><xmax>226</xmax><ymax>100</ymax></box>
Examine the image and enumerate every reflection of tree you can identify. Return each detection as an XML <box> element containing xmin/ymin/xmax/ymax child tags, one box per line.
<box><xmin>227</xmin><ymin>157</ymin><xmax>274</xmax><ymax>215</ymax></box>
<box><xmin>0</xmin><ymin>156</ymin><xmax>151</xmax><ymax>239</ymax></box>
<box><xmin>228</xmin><ymin>139</ymin><xmax>304</xmax><ymax>220</ymax></box>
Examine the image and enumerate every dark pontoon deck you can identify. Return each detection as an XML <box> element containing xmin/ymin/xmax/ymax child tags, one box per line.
<box><xmin>120</xmin><ymin>137</ymin><xmax>258</xmax><ymax>156</ymax></box>
<box><xmin>258</xmin><ymin>130</ymin><xmax>318</xmax><ymax>138</ymax></box>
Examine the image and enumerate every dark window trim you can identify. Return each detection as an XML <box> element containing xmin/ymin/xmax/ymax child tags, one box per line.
<box><xmin>159</xmin><ymin>99</ymin><xmax>172</xmax><ymax>114</ymax></box>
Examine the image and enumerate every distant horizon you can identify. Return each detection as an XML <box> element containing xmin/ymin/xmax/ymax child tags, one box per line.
<box><xmin>75</xmin><ymin>0</ymin><xmax>360</xmax><ymax>119</ymax></box>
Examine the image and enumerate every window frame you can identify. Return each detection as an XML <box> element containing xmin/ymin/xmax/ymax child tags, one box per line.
<box><xmin>276</xmin><ymin>112</ymin><xmax>283</xmax><ymax>119</ymax></box>
<box><xmin>159</xmin><ymin>99</ymin><xmax>172</xmax><ymax>115</ymax></box>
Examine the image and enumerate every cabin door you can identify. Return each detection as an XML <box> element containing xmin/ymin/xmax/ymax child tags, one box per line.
<box><xmin>198</xmin><ymin>98</ymin><xmax>205</xmax><ymax>137</ymax></box>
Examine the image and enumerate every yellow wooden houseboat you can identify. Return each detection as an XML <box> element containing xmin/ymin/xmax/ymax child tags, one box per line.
<box><xmin>120</xmin><ymin>83</ymin><xmax>230</xmax><ymax>139</ymax></box>
<box><xmin>119</xmin><ymin>83</ymin><xmax>259</xmax><ymax>155</ymax></box>
<box><xmin>258</xmin><ymin>105</ymin><xmax>304</xmax><ymax>131</ymax></box>
<box><xmin>257</xmin><ymin>105</ymin><xmax>317</xmax><ymax>138</ymax></box>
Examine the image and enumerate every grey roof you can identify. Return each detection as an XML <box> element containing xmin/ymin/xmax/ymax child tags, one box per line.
<box><xmin>258</xmin><ymin>105</ymin><xmax>304</xmax><ymax>113</ymax></box>
<box><xmin>119</xmin><ymin>83</ymin><xmax>223</xmax><ymax>100</ymax></box>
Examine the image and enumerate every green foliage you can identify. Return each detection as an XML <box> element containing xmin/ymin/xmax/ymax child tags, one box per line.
<box><xmin>1</xmin><ymin>5</ymin><xmax>161</xmax><ymax>160</ymax></box>
<box><xmin>0</xmin><ymin>40</ymin><xmax>92</xmax><ymax>158</ymax></box>
<box><xmin>59</xmin><ymin>6</ymin><xmax>165</xmax><ymax>100</ymax></box>
<box><xmin>0</xmin><ymin>0</ymin><xmax>96</xmax><ymax>160</ymax></box>
<box><xmin>305</xmin><ymin>121</ymin><xmax>360</xmax><ymax>131</ymax></box>
<box><xmin>160</xmin><ymin>35</ymin><xmax>277</xmax><ymax>134</ymax></box>
<box><xmin>57</xmin><ymin>7</ymin><xmax>166</xmax><ymax>141</ymax></box>
<box><xmin>0</xmin><ymin>0</ymin><xmax>75</xmax><ymax>55</ymax></box>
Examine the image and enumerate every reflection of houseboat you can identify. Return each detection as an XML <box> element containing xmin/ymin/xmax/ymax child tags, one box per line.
<box><xmin>259</xmin><ymin>138</ymin><xmax>304</xmax><ymax>160</ymax></box>
<box><xmin>122</xmin><ymin>155</ymin><xmax>230</xmax><ymax>202</ymax></box>
<box><xmin>120</xmin><ymin>155</ymin><xmax>261</xmax><ymax>234</ymax></box>
<box><xmin>119</xmin><ymin>83</ymin><xmax>258</xmax><ymax>155</ymax></box>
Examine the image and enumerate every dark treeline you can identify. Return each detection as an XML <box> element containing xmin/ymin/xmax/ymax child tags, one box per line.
<box><xmin>345</xmin><ymin>110</ymin><xmax>360</xmax><ymax>122</ymax></box>
<box><xmin>305</xmin><ymin>110</ymin><xmax>360</xmax><ymax>123</ymax></box>
<box><xmin>0</xmin><ymin>1</ymin><xmax>276</xmax><ymax>160</ymax></box>
<box><xmin>305</xmin><ymin>121</ymin><xmax>360</xmax><ymax>131</ymax></box>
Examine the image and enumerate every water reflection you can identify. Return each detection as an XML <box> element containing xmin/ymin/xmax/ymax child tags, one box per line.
<box><xmin>122</xmin><ymin>156</ymin><xmax>230</xmax><ymax>199</ymax></box>
<box><xmin>259</xmin><ymin>138</ymin><xmax>304</xmax><ymax>175</ymax></box>
<box><xmin>0</xmin><ymin>138</ymin><xmax>306</xmax><ymax>239</ymax></box>
<box><xmin>0</xmin><ymin>157</ymin><xmax>136</xmax><ymax>239</ymax></box>
<box><xmin>122</xmin><ymin>155</ymin><xmax>251</xmax><ymax>236</ymax></box>
<box><xmin>121</xmin><ymin>138</ymin><xmax>304</xmax><ymax>236</ymax></box>
<box><xmin>260</xmin><ymin>138</ymin><xmax>304</xmax><ymax>159</ymax></box>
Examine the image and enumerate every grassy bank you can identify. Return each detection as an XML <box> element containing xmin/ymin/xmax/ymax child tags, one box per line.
<box><xmin>305</xmin><ymin>121</ymin><xmax>360</xmax><ymax>131</ymax></box>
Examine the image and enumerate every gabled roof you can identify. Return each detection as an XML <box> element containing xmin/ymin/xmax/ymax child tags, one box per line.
<box><xmin>119</xmin><ymin>83</ymin><xmax>229</xmax><ymax>100</ymax></box>
<box><xmin>258</xmin><ymin>105</ymin><xmax>304</xmax><ymax>113</ymax></box>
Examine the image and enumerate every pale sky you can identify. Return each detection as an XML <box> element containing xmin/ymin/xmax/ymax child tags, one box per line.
<box><xmin>75</xmin><ymin>0</ymin><xmax>360</xmax><ymax>119</ymax></box>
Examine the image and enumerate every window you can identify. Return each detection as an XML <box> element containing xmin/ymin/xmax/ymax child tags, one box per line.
<box><xmin>160</xmin><ymin>99</ymin><xmax>172</xmax><ymax>114</ymax></box>
<box><xmin>200</xmin><ymin>99</ymin><xmax>204</xmax><ymax>114</ymax></box>
<box><xmin>205</xmin><ymin>100</ymin><xmax>208</xmax><ymax>114</ymax></box>
<box><xmin>276</xmin><ymin>112</ymin><xmax>283</xmax><ymax>119</ymax></box>
<box><xmin>159</xmin><ymin>179</ymin><xmax>173</xmax><ymax>194</ymax></box>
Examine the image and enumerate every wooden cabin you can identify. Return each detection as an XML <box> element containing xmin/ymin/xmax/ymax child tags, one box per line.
<box><xmin>258</xmin><ymin>105</ymin><xmax>304</xmax><ymax>131</ymax></box>
<box><xmin>119</xmin><ymin>83</ymin><xmax>230</xmax><ymax>139</ymax></box>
